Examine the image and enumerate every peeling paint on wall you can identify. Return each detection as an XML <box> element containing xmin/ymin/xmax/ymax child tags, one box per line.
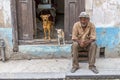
<box><xmin>86</xmin><ymin>0</ymin><xmax>120</xmax><ymax>57</ymax></box>
<box><xmin>0</xmin><ymin>1</ymin><xmax>5</xmax><ymax>27</ymax></box>
<box><xmin>86</xmin><ymin>0</ymin><xmax>120</xmax><ymax>27</ymax></box>
<box><xmin>0</xmin><ymin>0</ymin><xmax>11</xmax><ymax>27</ymax></box>
<box><xmin>0</xmin><ymin>8</ymin><xmax>5</xmax><ymax>27</ymax></box>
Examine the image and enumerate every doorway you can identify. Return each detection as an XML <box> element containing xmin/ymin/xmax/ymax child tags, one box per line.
<box><xmin>34</xmin><ymin>0</ymin><xmax>65</xmax><ymax>41</ymax></box>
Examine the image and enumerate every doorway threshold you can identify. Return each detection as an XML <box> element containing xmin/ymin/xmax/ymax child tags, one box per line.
<box><xmin>19</xmin><ymin>39</ymin><xmax>72</xmax><ymax>45</ymax></box>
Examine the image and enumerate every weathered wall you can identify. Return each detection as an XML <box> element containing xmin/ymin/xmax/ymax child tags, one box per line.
<box><xmin>86</xmin><ymin>0</ymin><xmax>120</xmax><ymax>57</ymax></box>
<box><xmin>0</xmin><ymin>0</ymin><xmax>120</xmax><ymax>59</ymax></box>
<box><xmin>0</xmin><ymin>0</ymin><xmax>11</xmax><ymax>28</ymax></box>
<box><xmin>0</xmin><ymin>0</ymin><xmax>13</xmax><ymax>60</ymax></box>
<box><xmin>86</xmin><ymin>0</ymin><xmax>120</xmax><ymax>27</ymax></box>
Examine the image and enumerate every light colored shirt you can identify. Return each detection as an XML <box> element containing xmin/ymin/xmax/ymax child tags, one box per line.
<box><xmin>72</xmin><ymin>21</ymin><xmax>96</xmax><ymax>41</ymax></box>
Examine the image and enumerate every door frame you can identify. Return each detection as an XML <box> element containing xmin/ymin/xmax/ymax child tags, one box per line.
<box><xmin>11</xmin><ymin>0</ymin><xmax>35</xmax><ymax>52</ymax></box>
<box><xmin>11</xmin><ymin>0</ymin><xmax>19</xmax><ymax>52</ymax></box>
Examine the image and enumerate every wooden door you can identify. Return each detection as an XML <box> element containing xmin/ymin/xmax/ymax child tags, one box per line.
<box><xmin>11</xmin><ymin>0</ymin><xmax>36</xmax><ymax>51</ymax></box>
<box><xmin>64</xmin><ymin>0</ymin><xmax>85</xmax><ymax>40</ymax></box>
<box><xmin>16</xmin><ymin>0</ymin><xmax>34</xmax><ymax>40</ymax></box>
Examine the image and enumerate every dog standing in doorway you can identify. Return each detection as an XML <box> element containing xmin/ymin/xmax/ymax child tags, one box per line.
<box><xmin>40</xmin><ymin>14</ymin><xmax>54</xmax><ymax>40</ymax></box>
<box><xmin>56</xmin><ymin>29</ymin><xmax>65</xmax><ymax>45</ymax></box>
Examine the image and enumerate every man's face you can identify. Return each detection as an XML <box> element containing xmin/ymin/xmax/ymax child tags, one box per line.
<box><xmin>80</xmin><ymin>17</ymin><xmax>89</xmax><ymax>27</ymax></box>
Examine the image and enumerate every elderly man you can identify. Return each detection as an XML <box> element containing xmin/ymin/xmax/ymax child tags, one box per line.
<box><xmin>71</xmin><ymin>12</ymin><xmax>99</xmax><ymax>74</ymax></box>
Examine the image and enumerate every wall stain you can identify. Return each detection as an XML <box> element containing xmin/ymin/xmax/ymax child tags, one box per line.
<box><xmin>0</xmin><ymin>8</ymin><xmax>5</xmax><ymax>27</ymax></box>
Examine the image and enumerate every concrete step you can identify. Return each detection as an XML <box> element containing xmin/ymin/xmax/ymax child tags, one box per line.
<box><xmin>66</xmin><ymin>69</ymin><xmax>120</xmax><ymax>79</ymax></box>
<box><xmin>0</xmin><ymin>71</ymin><xmax>120</xmax><ymax>80</ymax></box>
<box><xmin>0</xmin><ymin>72</ymin><xmax>65</xmax><ymax>80</ymax></box>
<box><xmin>1</xmin><ymin>58</ymin><xmax>120</xmax><ymax>79</ymax></box>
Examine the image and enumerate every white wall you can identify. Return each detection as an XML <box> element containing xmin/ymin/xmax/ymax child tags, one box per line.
<box><xmin>86</xmin><ymin>0</ymin><xmax>120</xmax><ymax>27</ymax></box>
<box><xmin>1</xmin><ymin>0</ymin><xmax>120</xmax><ymax>27</ymax></box>
<box><xmin>0</xmin><ymin>0</ymin><xmax>11</xmax><ymax>27</ymax></box>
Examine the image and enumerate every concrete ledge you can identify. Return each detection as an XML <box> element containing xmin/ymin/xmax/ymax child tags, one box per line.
<box><xmin>0</xmin><ymin>72</ymin><xmax>65</xmax><ymax>80</ymax></box>
<box><xmin>19</xmin><ymin>44</ymin><xmax>72</xmax><ymax>58</ymax></box>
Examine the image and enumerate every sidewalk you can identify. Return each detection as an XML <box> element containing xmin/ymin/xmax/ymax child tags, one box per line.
<box><xmin>0</xmin><ymin>58</ymin><xmax>120</xmax><ymax>79</ymax></box>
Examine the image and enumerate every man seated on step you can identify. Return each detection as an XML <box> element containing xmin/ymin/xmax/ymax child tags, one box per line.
<box><xmin>71</xmin><ymin>12</ymin><xmax>99</xmax><ymax>74</ymax></box>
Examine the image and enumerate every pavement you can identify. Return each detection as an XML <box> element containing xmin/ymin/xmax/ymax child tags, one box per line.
<box><xmin>0</xmin><ymin>58</ymin><xmax>120</xmax><ymax>79</ymax></box>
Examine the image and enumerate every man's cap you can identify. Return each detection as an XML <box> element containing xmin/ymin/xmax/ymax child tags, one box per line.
<box><xmin>79</xmin><ymin>12</ymin><xmax>89</xmax><ymax>18</ymax></box>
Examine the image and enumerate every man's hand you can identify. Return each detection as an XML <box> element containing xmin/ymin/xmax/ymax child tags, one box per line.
<box><xmin>84</xmin><ymin>39</ymin><xmax>94</xmax><ymax>46</ymax></box>
<box><xmin>84</xmin><ymin>40</ymin><xmax>90</xmax><ymax>45</ymax></box>
<box><xmin>76</xmin><ymin>40</ymin><xmax>87</xmax><ymax>48</ymax></box>
<box><xmin>73</xmin><ymin>39</ymin><xmax>94</xmax><ymax>48</ymax></box>
<box><xmin>79</xmin><ymin>41</ymin><xmax>85</xmax><ymax>47</ymax></box>
<box><xmin>73</xmin><ymin>39</ymin><xmax>84</xmax><ymax>47</ymax></box>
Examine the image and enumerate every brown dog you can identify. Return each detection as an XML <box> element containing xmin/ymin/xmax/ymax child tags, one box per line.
<box><xmin>40</xmin><ymin>14</ymin><xmax>54</xmax><ymax>40</ymax></box>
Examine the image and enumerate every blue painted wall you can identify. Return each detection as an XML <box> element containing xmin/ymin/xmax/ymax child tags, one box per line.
<box><xmin>96</xmin><ymin>27</ymin><xmax>120</xmax><ymax>48</ymax></box>
<box><xmin>0</xmin><ymin>27</ymin><xmax>119</xmax><ymax>57</ymax></box>
<box><xmin>0</xmin><ymin>28</ymin><xmax>13</xmax><ymax>48</ymax></box>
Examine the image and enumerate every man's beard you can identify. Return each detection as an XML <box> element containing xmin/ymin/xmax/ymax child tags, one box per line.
<box><xmin>81</xmin><ymin>23</ymin><xmax>87</xmax><ymax>27</ymax></box>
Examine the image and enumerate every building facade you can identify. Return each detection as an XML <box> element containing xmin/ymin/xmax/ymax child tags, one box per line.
<box><xmin>0</xmin><ymin>0</ymin><xmax>120</xmax><ymax>59</ymax></box>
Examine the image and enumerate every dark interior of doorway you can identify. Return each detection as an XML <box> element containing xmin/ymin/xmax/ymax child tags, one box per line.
<box><xmin>34</xmin><ymin>0</ymin><xmax>64</xmax><ymax>41</ymax></box>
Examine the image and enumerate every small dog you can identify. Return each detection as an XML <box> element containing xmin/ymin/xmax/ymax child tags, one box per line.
<box><xmin>40</xmin><ymin>14</ymin><xmax>54</xmax><ymax>40</ymax></box>
<box><xmin>56</xmin><ymin>29</ymin><xmax>65</xmax><ymax>45</ymax></box>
